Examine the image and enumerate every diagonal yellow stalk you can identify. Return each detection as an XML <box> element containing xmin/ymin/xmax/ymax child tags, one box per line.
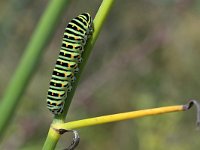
<box><xmin>47</xmin><ymin>100</ymin><xmax>200</xmax><ymax>149</ymax></box>
<box><xmin>52</xmin><ymin>105</ymin><xmax>184</xmax><ymax>130</ymax></box>
<box><xmin>52</xmin><ymin>99</ymin><xmax>200</xmax><ymax>132</ymax></box>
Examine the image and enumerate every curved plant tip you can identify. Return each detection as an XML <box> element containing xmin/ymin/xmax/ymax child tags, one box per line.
<box><xmin>183</xmin><ymin>99</ymin><xmax>200</xmax><ymax>126</ymax></box>
<box><xmin>53</xmin><ymin>128</ymin><xmax>80</xmax><ymax>150</ymax></box>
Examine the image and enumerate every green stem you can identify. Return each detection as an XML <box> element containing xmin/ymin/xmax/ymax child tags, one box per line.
<box><xmin>42</xmin><ymin>128</ymin><xmax>61</xmax><ymax>150</ymax></box>
<box><xmin>0</xmin><ymin>0</ymin><xmax>71</xmax><ymax>139</ymax></box>
<box><xmin>43</xmin><ymin>0</ymin><xmax>115</xmax><ymax>149</ymax></box>
<box><xmin>57</xmin><ymin>0</ymin><xmax>115</xmax><ymax>120</ymax></box>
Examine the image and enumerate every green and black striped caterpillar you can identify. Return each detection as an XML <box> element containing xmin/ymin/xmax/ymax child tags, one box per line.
<box><xmin>47</xmin><ymin>13</ymin><xmax>93</xmax><ymax>115</ymax></box>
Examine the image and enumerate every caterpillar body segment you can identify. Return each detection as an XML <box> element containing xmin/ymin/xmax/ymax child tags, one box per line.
<box><xmin>47</xmin><ymin>13</ymin><xmax>93</xmax><ymax>115</ymax></box>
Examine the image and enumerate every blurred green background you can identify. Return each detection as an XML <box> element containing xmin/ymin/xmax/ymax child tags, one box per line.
<box><xmin>1</xmin><ymin>0</ymin><xmax>200</xmax><ymax>150</ymax></box>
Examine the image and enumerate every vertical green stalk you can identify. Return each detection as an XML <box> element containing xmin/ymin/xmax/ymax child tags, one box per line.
<box><xmin>0</xmin><ymin>0</ymin><xmax>71</xmax><ymax>139</ymax></box>
<box><xmin>43</xmin><ymin>0</ymin><xmax>115</xmax><ymax>149</ymax></box>
<box><xmin>57</xmin><ymin>0</ymin><xmax>115</xmax><ymax>120</ymax></box>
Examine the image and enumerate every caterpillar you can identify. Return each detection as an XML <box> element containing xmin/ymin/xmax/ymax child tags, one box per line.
<box><xmin>47</xmin><ymin>13</ymin><xmax>93</xmax><ymax>115</ymax></box>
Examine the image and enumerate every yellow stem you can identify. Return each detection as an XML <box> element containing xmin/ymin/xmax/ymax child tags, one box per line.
<box><xmin>52</xmin><ymin>105</ymin><xmax>184</xmax><ymax>130</ymax></box>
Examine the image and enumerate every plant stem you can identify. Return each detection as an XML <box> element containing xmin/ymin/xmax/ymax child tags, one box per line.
<box><xmin>0</xmin><ymin>0</ymin><xmax>71</xmax><ymax>139</ymax></box>
<box><xmin>42</xmin><ymin>128</ymin><xmax>61</xmax><ymax>150</ymax></box>
<box><xmin>53</xmin><ymin>100</ymin><xmax>200</xmax><ymax>132</ymax></box>
<box><xmin>47</xmin><ymin>100</ymin><xmax>200</xmax><ymax>149</ymax></box>
<box><xmin>57</xmin><ymin>0</ymin><xmax>115</xmax><ymax>120</ymax></box>
<box><xmin>53</xmin><ymin>105</ymin><xmax>184</xmax><ymax>130</ymax></box>
<box><xmin>43</xmin><ymin>0</ymin><xmax>115</xmax><ymax>149</ymax></box>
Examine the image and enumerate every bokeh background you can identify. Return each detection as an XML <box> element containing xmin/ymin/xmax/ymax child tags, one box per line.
<box><xmin>1</xmin><ymin>0</ymin><xmax>200</xmax><ymax>149</ymax></box>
